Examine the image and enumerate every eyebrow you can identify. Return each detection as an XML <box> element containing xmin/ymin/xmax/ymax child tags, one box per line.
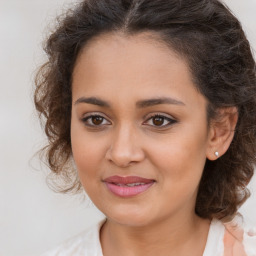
<box><xmin>74</xmin><ymin>96</ymin><xmax>185</xmax><ymax>108</ymax></box>
<box><xmin>136</xmin><ymin>97</ymin><xmax>185</xmax><ymax>108</ymax></box>
<box><xmin>74</xmin><ymin>97</ymin><xmax>110</xmax><ymax>107</ymax></box>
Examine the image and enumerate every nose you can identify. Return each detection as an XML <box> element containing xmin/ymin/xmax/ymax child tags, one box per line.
<box><xmin>105</xmin><ymin>124</ymin><xmax>145</xmax><ymax>168</ymax></box>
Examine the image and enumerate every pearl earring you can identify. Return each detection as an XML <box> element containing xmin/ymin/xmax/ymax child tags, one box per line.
<box><xmin>215</xmin><ymin>151</ymin><xmax>219</xmax><ymax>157</ymax></box>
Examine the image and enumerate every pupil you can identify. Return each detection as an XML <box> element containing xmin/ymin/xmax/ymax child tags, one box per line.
<box><xmin>153</xmin><ymin>116</ymin><xmax>164</xmax><ymax>126</ymax></box>
<box><xmin>92</xmin><ymin>116</ymin><xmax>103</xmax><ymax>125</ymax></box>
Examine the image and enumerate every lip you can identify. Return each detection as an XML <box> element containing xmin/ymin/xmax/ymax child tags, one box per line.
<box><xmin>103</xmin><ymin>176</ymin><xmax>155</xmax><ymax>198</ymax></box>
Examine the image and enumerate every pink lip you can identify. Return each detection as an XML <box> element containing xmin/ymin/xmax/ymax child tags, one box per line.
<box><xmin>103</xmin><ymin>176</ymin><xmax>155</xmax><ymax>198</ymax></box>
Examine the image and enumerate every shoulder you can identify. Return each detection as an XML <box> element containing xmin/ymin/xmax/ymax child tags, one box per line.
<box><xmin>204</xmin><ymin>216</ymin><xmax>256</xmax><ymax>256</ymax></box>
<box><xmin>41</xmin><ymin>219</ymin><xmax>106</xmax><ymax>256</ymax></box>
<box><xmin>222</xmin><ymin>215</ymin><xmax>256</xmax><ymax>256</ymax></box>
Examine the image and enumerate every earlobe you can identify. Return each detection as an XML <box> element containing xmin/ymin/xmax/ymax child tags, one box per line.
<box><xmin>206</xmin><ymin>107</ymin><xmax>238</xmax><ymax>161</ymax></box>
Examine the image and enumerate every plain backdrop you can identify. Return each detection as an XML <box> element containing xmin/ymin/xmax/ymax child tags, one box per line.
<box><xmin>0</xmin><ymin>0</ymin><xmax>255</xmax><ymax>255</ymax></box>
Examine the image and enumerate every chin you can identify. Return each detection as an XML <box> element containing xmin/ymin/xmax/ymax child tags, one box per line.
<box><xmin>102</xmin><ymin>205</ymin><xmax>156</xmax><ymax>227</ymax></box>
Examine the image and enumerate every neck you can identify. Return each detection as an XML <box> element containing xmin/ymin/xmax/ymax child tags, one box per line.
<box><xmin>100</xmin><ymin>213</ymin><xmax>211</xmax><ymax>256</ymax></box>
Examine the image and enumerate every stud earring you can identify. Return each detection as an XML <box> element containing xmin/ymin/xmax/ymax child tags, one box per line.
<box><xmin>215</xmin><ymin>151</ymin><xmax>219</xmax><ymax>157</ymax></box>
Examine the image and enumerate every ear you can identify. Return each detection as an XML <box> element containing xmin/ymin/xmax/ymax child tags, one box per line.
<box><xmin>206</xmin><ymin>107</ymin><xmax>238</xmax><ymax>160</ymax></box>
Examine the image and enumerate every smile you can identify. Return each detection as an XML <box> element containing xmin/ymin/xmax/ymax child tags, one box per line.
<box><xmin>103</xmin><ymin>176</ymin><xmax>155</xmax><ymax>197</ymax></box>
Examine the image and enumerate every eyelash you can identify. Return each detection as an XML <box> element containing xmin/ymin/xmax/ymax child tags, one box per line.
<box><xmin>81</xmin><ymin>113</ymin><xmax>177</xmax><ymax>128</ymax></box>
<box><xmin>143</xmin><ymin>114</ymin><xmax>177</xmax><ymax>128</ymax></box>
<box><xmin>81</xmin><ymin>114</ymin><xmax>111</xmax><ymax>127</ymax></box>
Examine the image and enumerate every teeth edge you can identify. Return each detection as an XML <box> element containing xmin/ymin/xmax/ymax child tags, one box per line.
<box><xmin>116</xmin><ymin>183</ymin><xmax>146</xmax><ymax>187</ymax></box>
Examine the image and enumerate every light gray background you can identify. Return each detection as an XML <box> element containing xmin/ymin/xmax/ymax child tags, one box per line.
<box><xmin>0</xmin><ymin>0</ymin><xmax>255</xmax><ymax>255</ymax></box>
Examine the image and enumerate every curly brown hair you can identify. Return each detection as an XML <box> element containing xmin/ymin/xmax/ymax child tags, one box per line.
<box><xmin>34</xmin><ymin>0</ymin><xmax>256</xmax><ymax>220</ymax></box>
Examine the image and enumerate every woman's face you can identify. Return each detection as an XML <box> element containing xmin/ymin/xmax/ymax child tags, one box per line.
<box><xmin>71</xmin><ymin>32</ymin><xmax>212</xmax><ymax>227</ymax></box>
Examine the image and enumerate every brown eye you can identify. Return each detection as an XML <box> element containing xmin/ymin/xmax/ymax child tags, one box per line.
<box><xmin>152</xmin><ymin>116</ymin><xmax>165</xmax><ymax>126</ymax></box>
<box><xmin>144</xmin><ymin>114</ymin><xmax>177</xmax><ymax>128</ymax></box>
<box><xmin>82</xmin><ymin>114</ymin><xmax>111</xmax><ymax>127</ymax></box>
<box><xmin>91</xmin><ymin>116</ymin><xmax>104</xmax><ymax>125</ymax></box>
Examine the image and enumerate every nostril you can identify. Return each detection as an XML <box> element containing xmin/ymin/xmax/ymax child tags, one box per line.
<box><xmin>105</xmin><ymin>134</ymin><xmax>145</xmax><ymax>167</ymax></box>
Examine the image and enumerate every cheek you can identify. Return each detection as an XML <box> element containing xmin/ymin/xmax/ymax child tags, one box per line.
<box><xmin>72</xmin><ymin>142</ymin><xmax>103</xmax><ymax>180</ymax></box>
<box><xmin>146</xmin><ymin>126</ymin><xmax>208</xmax><ymax>183</ymax></box>
<box><xmin>71</xmin><ymin>122</ymin><xmax>105</xmax><ymax>179</ymax></box>
<box><xmin>71</xmin><ymin>136</ymin><xmax>104</xmax><ymax>198</ymax></box>
<box><xmin>149</xmin><ymin>136</ymin><xmax>207</xmax><ymax>212</ymax></box>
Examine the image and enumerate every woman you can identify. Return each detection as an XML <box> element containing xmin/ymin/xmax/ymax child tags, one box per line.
<box><xmin>35</xmin><ymin>0</ymin><xmax>256</xmax><ymax>255</ymax></box>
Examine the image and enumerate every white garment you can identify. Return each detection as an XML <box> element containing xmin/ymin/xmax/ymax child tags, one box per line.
<box><xmin>41</xmin><ymin>219</ymin><xmax>106</xmax><ymax>256</ymax></box>
<box><xmin>41</xmin><ymin>218</ymin><xmax>256</xmax><ymax>256</ymax></box>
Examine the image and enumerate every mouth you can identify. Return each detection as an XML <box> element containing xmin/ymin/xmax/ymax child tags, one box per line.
<box><xmin>103</xmin><ymin>176</ymin><xmax>156</xmax><ymax>197</ymax></box>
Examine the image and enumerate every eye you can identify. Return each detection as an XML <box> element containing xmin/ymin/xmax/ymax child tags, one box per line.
<box><xmin>144</xmin><ymin>114</ymin><xmax>177</xmax><ymax>128</ymax></box>
<box><xmin>81</xmin><ymin>114</ymin><xmax>111</xmax><ymax>127</ymax></box>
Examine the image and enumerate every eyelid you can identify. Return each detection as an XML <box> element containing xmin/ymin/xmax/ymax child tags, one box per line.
<box><xmin>80</xmin><ymin>112</ymin><xmax>177</xmax><ymax>128</ymax></box>
<box><xmin>143</xmin><ymin>113</ymin><xmax>177</xmax><ymax>127</ymax></box>
<box><xmin>81</xmin><ymin>112</ymin><xmax>112</xmax><ymax>126</ymax></box>
<box><xmin>82</xmin><ymin>111</ymin><xmax>110</xmax><ymax>119</ymax></box>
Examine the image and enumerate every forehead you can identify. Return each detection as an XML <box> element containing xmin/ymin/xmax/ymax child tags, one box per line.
<box><xmin>73</xmin><ymin>31</ymin><xmax>183</xmax><ymax>76</ymax></box>
<box><xmin>72</xmin><ymin>31</ymin><xmax>187</xmax><ymax>82</ymax></box>
<box><xmin>72</xmin><ymin>32</ymin><xmax>205</xmax><ymax>108</ymax></box>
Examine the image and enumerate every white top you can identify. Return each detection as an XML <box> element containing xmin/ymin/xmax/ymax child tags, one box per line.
<box><xmin>42</xmin><ymin>218</ymin><xmax>256</xmax><ymax>256</ymax></box>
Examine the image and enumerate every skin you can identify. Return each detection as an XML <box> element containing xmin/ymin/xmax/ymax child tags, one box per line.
<box><xmin>71</xmin><ymin>32</ymin><xmax>237</xmax><ymax>256</ymax></box>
